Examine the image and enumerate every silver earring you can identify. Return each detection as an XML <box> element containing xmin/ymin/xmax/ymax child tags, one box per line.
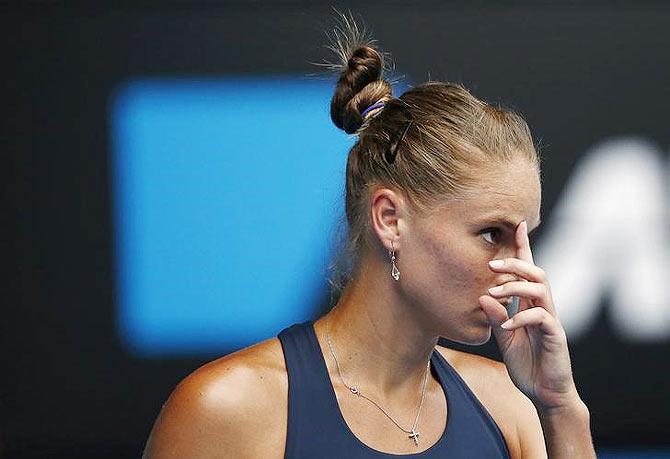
<box><xmin>389</xmin><ymin>240</ymin><xmax>400</xmax><ymax>281</ymax></box>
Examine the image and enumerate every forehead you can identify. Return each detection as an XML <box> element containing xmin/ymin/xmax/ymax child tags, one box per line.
<box><xmin>446</xmin><ymin>159</ymin><xmax>542</xmax><ymax>228</ymax></box>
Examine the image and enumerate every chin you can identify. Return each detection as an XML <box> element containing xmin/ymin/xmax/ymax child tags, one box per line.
<box><xmin>445</xmin><ymin>324</ymin><xmax>492</xmax><ymax>346</ymax></box>
<box><xmin>469</xmin><ymin>326</ymin><xmax>492</xmax><ymax>345</ymax></box>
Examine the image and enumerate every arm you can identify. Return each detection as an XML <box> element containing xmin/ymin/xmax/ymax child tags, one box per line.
<box><xmin>537</xmin><ymin>396</ymin><xmax>595</xmax><ymax>459</ymax></box>
<box><xmin>515</xmin><ymin>388</ymin><xmax>594</xmax><ymax>459</ymax></box>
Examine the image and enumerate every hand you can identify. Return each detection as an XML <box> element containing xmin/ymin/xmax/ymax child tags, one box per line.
<box><xmin>478</xmin><ymin>221</ymin><xmax>580</xmax><ymax>412</ymax></box>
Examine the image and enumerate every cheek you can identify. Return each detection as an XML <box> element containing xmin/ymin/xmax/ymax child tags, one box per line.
<box><xmin>438</xmin><ymin>251</ymin><xmax>487</xmax><ymax>292</ymax></box>
<box><xmin>419</xmin><ymin>237</ymin><xmax>489</xmax><ymax>293</ymax></box>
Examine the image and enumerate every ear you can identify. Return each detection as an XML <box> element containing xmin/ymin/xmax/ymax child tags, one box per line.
<box><xmin>370</xmin><ymin>187</ymin><xmax>406</xmax><ymax>252</ymax></box>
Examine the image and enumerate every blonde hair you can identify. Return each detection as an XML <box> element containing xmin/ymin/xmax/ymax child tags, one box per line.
<box><xmin>326</xmin><ymin>15</ymin><xmax>540</xmax><ymax>291</ymax></box>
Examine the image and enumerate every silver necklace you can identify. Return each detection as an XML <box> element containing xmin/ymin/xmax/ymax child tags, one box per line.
<box><xmin>325</xmin><ymin>312</ymin><xmax>431</xmax><ymax>446</ymax></box>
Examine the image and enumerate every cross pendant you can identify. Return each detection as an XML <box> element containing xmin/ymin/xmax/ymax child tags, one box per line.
<box><xmin>409</xmin><ymin>429</ymin><xmax>420</xmax><ymax>446</ymax></box>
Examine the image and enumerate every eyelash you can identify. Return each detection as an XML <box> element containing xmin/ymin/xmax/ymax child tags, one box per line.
<box><xmin>480</xmin><ymin>227</ymin><xmax>504</xmax><ymax>245</ymax></box>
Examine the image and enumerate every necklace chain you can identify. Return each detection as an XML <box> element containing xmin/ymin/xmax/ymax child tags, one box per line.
<box><xmin>325</xmin><ymin>310</ymin><xmax>431</xmax><ymax>445</ymax></box>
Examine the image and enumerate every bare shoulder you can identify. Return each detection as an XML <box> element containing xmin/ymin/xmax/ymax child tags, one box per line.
<box><xmin>435</xmin><ymin>345</ymin><xmax>546</xmax><ymax>459</ymax></box>
<box><xmin>143</xmin><ymin>337</ymin><xmax>288</xmax><ymax>459</ymax></box>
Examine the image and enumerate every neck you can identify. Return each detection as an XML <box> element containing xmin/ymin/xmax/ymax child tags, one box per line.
<box><xmin>319</xmin><ymin>253</ymin><xmax>439</xmax><ymax>398</ymax></box>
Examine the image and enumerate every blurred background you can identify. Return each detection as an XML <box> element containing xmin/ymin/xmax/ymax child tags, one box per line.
<box><xmin>4</xmin><ymin>2</ymin><xmax>670</xmax><ymax>458</ymax></box>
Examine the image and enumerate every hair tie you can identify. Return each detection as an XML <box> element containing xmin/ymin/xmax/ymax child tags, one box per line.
<box><xmin>361</xmin><ymin>100</ymin><xmax>385</xmax><ymax>118</ymax></box>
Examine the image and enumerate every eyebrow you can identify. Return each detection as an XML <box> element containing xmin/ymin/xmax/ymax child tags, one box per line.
<box><xmin>483</xmin><ymin>216</ymin><xmax>542</xmax><ymax>235</ymax></box>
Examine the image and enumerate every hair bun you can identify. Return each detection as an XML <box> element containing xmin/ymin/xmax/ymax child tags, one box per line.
<box><xmin>346</xmin><ymin>47</ymin><xmax>382</xmax><ymax>79</ymax></box>
<box><xmin>329</xmin><ymin>38</ymin><xmax>393</xmax><ymax>134</ymax></box>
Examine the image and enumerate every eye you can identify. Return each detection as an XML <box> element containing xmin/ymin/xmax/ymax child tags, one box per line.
<box><xmin>480</xmin><ymin>227</ymin><xmax>503</xmax><ymax>245</ymax></box>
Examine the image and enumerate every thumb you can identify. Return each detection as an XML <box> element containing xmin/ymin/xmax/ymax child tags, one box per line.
<box><xmin>479</xmin><ymin>295</ymin><xmax>512</xmax><ymax>342</ymax></box>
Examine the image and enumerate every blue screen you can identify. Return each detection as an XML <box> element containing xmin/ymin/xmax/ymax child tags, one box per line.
<box><xmin>110</xmin><ymin>77</ymin><xmax>356</xmax><ymax>357</ymax></box>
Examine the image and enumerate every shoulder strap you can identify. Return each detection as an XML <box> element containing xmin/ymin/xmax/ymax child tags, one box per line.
<box><xmin>430</xmin><ymin>349</ymin><xmax>511</xmax><ymax>458</ymax></box>
<box><xmin>278</xmin><ymin>321</ymin><xmax>347</xmax><ymax>457</ymax></box>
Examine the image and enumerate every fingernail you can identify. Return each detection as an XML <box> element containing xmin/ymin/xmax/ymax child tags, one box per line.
<box><xmin>500</xmin><ymin>319</ymin><xmax>513</xmax><ymax>329</ymax></box>
<box><xmin>488</xmin><ymin>260</ymin><xmax>504</xmax><ymax>268</ymax></box>
<box><xmin>488</xmin><ymin>285</ymin><xmax>504</xmax><ymax>295</ymax></box>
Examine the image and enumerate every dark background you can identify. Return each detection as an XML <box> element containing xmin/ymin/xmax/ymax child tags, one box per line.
<box><xmin>4</xmin><ymin>2</ymin><xmax>670</xmax><ymax>457</ymax></box>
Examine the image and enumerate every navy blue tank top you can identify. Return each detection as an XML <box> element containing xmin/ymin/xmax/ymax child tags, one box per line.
<box><xmin>277</xmin><ymin>320</ymin><xmax>511</xmax><ymax>458</ymax></box>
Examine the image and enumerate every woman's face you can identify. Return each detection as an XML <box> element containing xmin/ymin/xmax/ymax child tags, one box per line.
<box><xmin>398</xmin><ymin>157</ymin><xmax>542</xmax><ymax>345</ymax></box>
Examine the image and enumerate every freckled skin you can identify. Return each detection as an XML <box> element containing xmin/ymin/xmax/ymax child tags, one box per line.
<box><xmin>397</xmin><ymin>157</ymin><xmax>542</xmax><ymax>345</ymax></box>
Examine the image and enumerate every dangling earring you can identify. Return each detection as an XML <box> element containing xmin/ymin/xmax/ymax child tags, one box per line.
<box><xmin>389</xmin><ymin>240</ymin><xmax>400</xmax><ymax>281</ymax></box>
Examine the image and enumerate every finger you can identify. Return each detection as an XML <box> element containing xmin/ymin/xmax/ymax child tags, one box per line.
<box><xmin>489</xmin><ymin>280</ymin><xmax>556</xmax><ymax>316</ymax></box>
<box><xmin>488</xmin><ymin>257</ymin><xmax>547</xmax><ymax>284</ymax></box>
<box><xmin>500</xmin><ymin>306</ymin><xmax>563</xmax><ymax>337</ymax></box>
<box><xmin>478</xmin><ymin>295</ymin><xmax>513</xmax><ymax>346</ymax></box>
<box><xmin>479</xmin><ymin>295</ymin><xmax>510</xmax><ymax>325</ymax></box>
<box><xmin>516</xmin><ymin>220</ymin><xmax>535</xmax><ymax>265</ymax></box>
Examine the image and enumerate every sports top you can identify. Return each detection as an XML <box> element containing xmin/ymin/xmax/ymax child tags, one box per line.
<box><xmin>277</xmin><ymin>320</ymin><xmax>511</xmax><ymax>458</ymax></box>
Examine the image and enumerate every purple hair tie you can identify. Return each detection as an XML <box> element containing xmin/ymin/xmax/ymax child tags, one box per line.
<box><xmin>361</xmin><ymin>101</ymin><xmax>385</xmax><ymax>118</ymax></box>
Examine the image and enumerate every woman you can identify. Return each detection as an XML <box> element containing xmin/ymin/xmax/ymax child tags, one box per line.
<box><xmin>143</xmin><ymin>24</ymin><xmax>595</xmax><ymax>458</ymax></box>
